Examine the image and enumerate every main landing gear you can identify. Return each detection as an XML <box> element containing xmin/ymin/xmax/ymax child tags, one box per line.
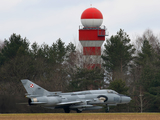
<box><xmin>76</xmin><ymin>109</ymin><xmax>82</xmax><ymax>113</ymax></box>
<box><xmin>63</xmin><ymin>108</ymin><xmax>82</xmax><ymax>113</ymax></box>
<box><xmin>63</xmin><ymin>107</ymin><xmax>70</xmax><ymax>113</ymax></box>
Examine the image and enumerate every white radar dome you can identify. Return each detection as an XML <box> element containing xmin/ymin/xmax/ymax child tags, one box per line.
<box><xmin>81</xmin><ymin>8</ymin><xmax>103</xmax><ymax>27</ymax></box>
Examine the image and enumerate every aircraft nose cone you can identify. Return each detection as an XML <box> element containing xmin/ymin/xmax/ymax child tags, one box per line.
<box><xmin>121</xmin><ymin>95</ymin><xmax>132</xmax><ymax>104</ymax></box>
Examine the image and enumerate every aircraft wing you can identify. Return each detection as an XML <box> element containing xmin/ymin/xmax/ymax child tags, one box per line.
<box><xmin>56</xmin><ymin>100</ymin><xmax>97</xmax><ymax>110</ymax></box>
<box><xmin>56</xmin><ymin>101</ymin><xmax>82</xmax><ymax>105</ymax></box>
<box><xmin>56</xmin><ymin>99</ymin><xmax>91</xmax><ymax>106</ymax></box>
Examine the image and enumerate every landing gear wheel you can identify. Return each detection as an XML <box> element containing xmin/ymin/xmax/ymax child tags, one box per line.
<box><xmin>105</xmin><ymin>106</ymin><xmax>109</xmax><ymax>113</ymax></box>
<box><xmin>63</xmin><ymin>108</ymin><xmax>70</xmax><ymax>113</ymax></box>
<box><xmin>76</xmin><ymin>109</ymin><xmax>82</xmax><ymax>113</ymax></box>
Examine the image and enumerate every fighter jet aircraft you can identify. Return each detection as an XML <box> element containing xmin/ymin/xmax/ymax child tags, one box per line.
<box><xmin>21</xmin><ymin>79</ymin><xmax>131</xmax><ymax>113</ymax></box>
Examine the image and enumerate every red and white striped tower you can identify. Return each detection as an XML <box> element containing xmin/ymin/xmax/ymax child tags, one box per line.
<box><xmin>79</xmin><ymin>7</ymin><xmax>107</xmax><ymax>69</ymax></box>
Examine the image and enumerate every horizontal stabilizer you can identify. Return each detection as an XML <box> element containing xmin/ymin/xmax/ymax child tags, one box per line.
<box><xmin>30</xmin><ymin>102</ymin><xmax>47</xmax><ymax>104</ymax></box>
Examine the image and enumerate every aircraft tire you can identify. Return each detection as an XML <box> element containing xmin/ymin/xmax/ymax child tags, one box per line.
<box><xmin>76</xmin><ymin>109</ymin><xmax>82</xmax><ymax>113</ymax></box>
<box><xmin>63</xmin><ymin>108</ymin><xmax>70</xmax><ymax>113</ymax></box>
<box><xmin>105</xmin><ymin>105</ymin><xmax>109</xmax><ymax>113</ymax></box>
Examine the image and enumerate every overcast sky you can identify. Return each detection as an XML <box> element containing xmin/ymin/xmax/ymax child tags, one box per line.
<box><xmin>0</xmin><ymin>0</ymin><xmax>160</xmax><ymax>46</ymax></box>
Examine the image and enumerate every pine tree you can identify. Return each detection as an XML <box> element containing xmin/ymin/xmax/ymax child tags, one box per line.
<box><xmin>102</xmin><ymin>29</ymin><xmax>135</xmax><ymax>80</ymax></box>
<box><xmin>108</xmin><ymin>79</ymin><xmax>128</xmax><ymax>94</ymax></box>
<box><xmin>132</xmin><ymin>32</ymin><xmax>160</xmax><ymax>112</ymax></box>
<box><xmin>135</xmin><ymin>40</ymin><xmax>153</xmax><ymax>67</ymax></box>
<box><xmin>0</xmin><ymin>33</ymin><xmax>29</xmax><ymax>65</ymax></box>
<box><xmin>69</xmin><ymin>67</ymin><xmax>105</xmax><ymax>91</ymax></box>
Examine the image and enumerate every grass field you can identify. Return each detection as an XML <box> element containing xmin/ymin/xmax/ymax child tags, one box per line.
<box><xmin>0</xmin><ymin>113</ymin><xmax>159</xmax><ymax>120</ymax></box>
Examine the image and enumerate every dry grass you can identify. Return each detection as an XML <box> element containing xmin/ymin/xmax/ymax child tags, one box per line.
<box><xmin>0</xmin><ymin>113</ymin><xmax>159</xmax><ymax>120</ymax></box>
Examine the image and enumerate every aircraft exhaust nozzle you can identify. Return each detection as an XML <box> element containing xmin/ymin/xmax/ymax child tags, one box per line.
<box><xmin>28</xmin><ymin>98</ymin><xmax>35</xmax><ymax>105</ymax></box>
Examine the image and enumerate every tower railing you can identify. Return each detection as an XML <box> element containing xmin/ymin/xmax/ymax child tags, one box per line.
<box><xmin>79</xmin><ymin>25</ymin><xmax>109</xmax><ymax>36</ymax></box>
<box><xmin>79</xmin><ymin>25</ymin><xmax>106</xmax><ymax>30</ymax></box>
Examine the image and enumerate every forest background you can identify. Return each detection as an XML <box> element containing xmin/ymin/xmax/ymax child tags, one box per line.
<box><xmin>0</xmin><ymin>29</ymin><xmax>159</xmax><ymax>113</ymax></box>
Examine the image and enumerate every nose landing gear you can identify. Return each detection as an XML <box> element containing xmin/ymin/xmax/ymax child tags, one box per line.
<box><xmin>105</xmin><ymin>105</ymin><xmax>110</xmax><ymax>113</ymax></box>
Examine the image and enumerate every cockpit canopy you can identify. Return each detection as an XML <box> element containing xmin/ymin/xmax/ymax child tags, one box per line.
<box><xmin>107</xmin><ymin>90</ymin><xmax>118</xmax><ymax>94</ymax></box>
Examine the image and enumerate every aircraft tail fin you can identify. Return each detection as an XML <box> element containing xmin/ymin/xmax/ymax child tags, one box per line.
<box><xmin>21</xmin><ymin>79</ymin><xmax>49</xmax><ymax>96</ymax></box>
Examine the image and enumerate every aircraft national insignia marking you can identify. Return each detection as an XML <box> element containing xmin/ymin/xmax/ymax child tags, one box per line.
<box><xmin>30</xmin><ymin>83</ymin><xmax>34</xmax><ymax>88</ymax></box>
<box><xmin>97</xmin><ymin>95</ymin><xmax>108</xmax><ymax>102</ymax></box>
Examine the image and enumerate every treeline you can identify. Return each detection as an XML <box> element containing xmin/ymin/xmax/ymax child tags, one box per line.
<box><xmin>0</xmin><ymin>29</ymin><xmax>159</xmax><ymax>113</ymax></box>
